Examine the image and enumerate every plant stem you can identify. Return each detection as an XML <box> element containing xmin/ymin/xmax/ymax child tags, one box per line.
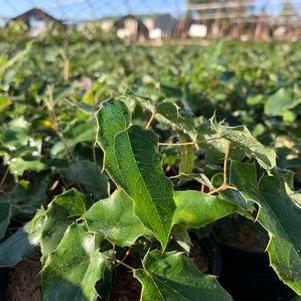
<box><xmin>91</xmin><ymin>99</ymin><xmax>97</xmax><ymax>163</ymax></box>
<box><xmin>159</xmin><ymin>137</ymin><xmax>224</xmax><ymax>147</ymax></box>
<box><xmin>46</xmin><ymin>86</ymin><xmax>73</xmax><ymax>162</ymax></box>
<box><xmin>0</xmin><ymin>166</ymin><xmax>9</xmax><ymax>189</ymax></box>
<box><xmin>208</xmin><ymin>142</ymin><xmax>235</xmax><ymax>195</ymax></box>
<box><xmin>145</xmin><ymin>110</ymin><xmax>156</xmax><ymax>129</ymax></box>
<box><xmin>159</xmin><ymin>141</ymin><xmax>197</xmax><ymax>146</ymax></box>
<box><xmin>114</xmin><ymin>259</ymin><xmax>134</xmax><ymax>271</ymax></box>
<box><xmin>223</xmin><ymin>141</ymin><xmax>231</xmax><ymax>185</ymax></box>
<box><xmin>61</xmin><ymin>51</ymin><xmax>70</xmax><ymax>82</ymax></box>
<box><xmin>115</xmin><ymin>246</ymin><xmax>133</xmax><ymax>268</ymax></box>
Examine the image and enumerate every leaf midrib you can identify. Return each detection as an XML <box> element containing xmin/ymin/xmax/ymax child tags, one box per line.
<box><xmin>121</xmin><ymin>130</ymin><xmax>166</xmax><ymax>239</ymax></box>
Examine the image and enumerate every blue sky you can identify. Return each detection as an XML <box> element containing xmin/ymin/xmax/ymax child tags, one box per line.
<box><xmin>0</xmin><ymin>0</ymin><xmax>299</xmax><ymax>22</ymax></box>
<box><xmin>0</xmin><ymin>0</ymin><xmax>186</xmax><ymax>21</ymax></box>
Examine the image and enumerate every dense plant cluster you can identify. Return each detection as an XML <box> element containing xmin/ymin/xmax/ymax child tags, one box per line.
<box><xmin>0</xmin><ymin>33</ymin><xmax>301</xmax><ymax>300</ymax></box>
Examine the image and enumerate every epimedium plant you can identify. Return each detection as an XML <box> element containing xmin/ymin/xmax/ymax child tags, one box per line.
<box><xmin>0</xmin><ymin>97</ymin><xmax>301</xmax><ymax>300</ymax></box>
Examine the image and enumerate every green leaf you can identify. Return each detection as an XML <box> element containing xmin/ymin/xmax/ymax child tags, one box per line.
<box><xmin>0</xmin><ymin>117</ymin><xmax>31</xmax><ymax>151</ymax></box>
<box><xmin>125</xmin><ymin>96</ymin><xmax>195</xmax><ymax>141</ymax></box>
<box><xmin>156</xmin><ymin>100</ymin><xmax>195</xmax><ymax>136</ymax></box>
<box><xmin>97</xmin><ymin>99</ymin><xmax>176</xmax><ymax>248</ymax></box>
<box><xmin>246</xmin><ymin>94</ymin><xmax>265</xmax><ymax>106</ymax></box>
<box><xmin>173</xmin><ymin>190</ymin><xmax>237</xmax><ymax>229</ymax></box>
<box><xmin>0</xmin><ymin>228</ymin><xmax>34</xmax><ymax>267</ymax></box>
<box><xmin>59</xmin><ymin>160</ymin><xmax>108</xmax><ymax>199</ymax></box>
<box><xmin>9</xmin><ymin>158</ymin><xmax>46</xmax><ymax>176</ymax></box>
<box><xmin>171</xmin><ymin>224</ymin><xmax>192</xmax><ymax>253</ymax></box>
<box><xmin>0</xmin><ymin>201</ymin><xmax>11</xmax><ymax>239</ymax></box>
<box><xmin>179</xmin><ymin>134</ymin><xmax>195</xmax><ymax>176</ymax></box>
<box><xmin>264</xmin><ymin>88</ymin><xmax>301</xmax><ymax>116</ymax></box>
<box><xmin>134</xmin><ymin>250</ymin><xmax>232</xmax><ymax>301</ymax></box>
<box><xmin>197</xmin><ymin>120</ymin><xmax>244</xmax><ymax>164</ymax></box>
<box><xmin>0</xmin><ymin>42</ymin><xmax>31</xmax><ymax>75</ymax></box>
<box><xmin>230</xmin><ymin>161</ymin><xmax>301</xmax><ymax>295</ymax></box>
<box><xmin>0</xmin><ymin>95</ymin><xmax>12</xmax><ymax>111</ymax></box>
<box><xmin>213</xmin><ymin>122</ymin><xmax>276</xmax><ymax>170</ymax></box>
<box><xmin>51</xmin><ymin>119</ymin><xmax>94</xmax><ymax>156</ymax></box>
<box><xmin>219</xmin><ymin>188</ymin><xmax>254</xmax><ymax>211</ymax></box>
<box><xmin>0</xmin><ymin>208</ymin><xmax>46</xmax><ymax>267</ymax></box>
<box><xmin>282</xmin><ymin>110</ymin><xmax>296</xmax><ymax>123</ymax></box>
<box><xmin>83</xmin><ymin>81</ymin><xmax>110</xmax><ymax>105</ymax></box>
<box><xmin>156</xmin><ymin>101</ymin><xmax>178</xmax><ymax>122</ymax></box>
<box><xmin>84</xmin><ymin>189</ymin><xmax>151</xmax><ymax>246</ymax></box>
<box><xmin>42</xmin><ymin>223</ymin><xmax>112</xmax><ymax>301</ymax></box>
<box><xmin>173</xmin><ymin>173</ymin><xmax>214</xmax><ymax>190</ymax></box>
<box><xmin>41</xmin><ymin>188</ymin><xmax>86</xmax><ymax>258</ymax></box>
<box><xmin>10</xmin><ymin>176</ymin><xmax>50</xmax><ymax>214</ymax></box>
<box><xmin>96</xmin><ymin>99</ymin><xmax>130</xmax><ymax>188</ymax></box>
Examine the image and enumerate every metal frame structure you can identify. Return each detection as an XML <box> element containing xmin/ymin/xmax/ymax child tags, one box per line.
<box><xmin>187</xmin><ymin>0</ymin><xmax>301</xmax><ymax>25</ymax></box>
<box><xmin>0</xmin><ymin>0</ymin><xmax>300</xmax><ymax>38</ymax></box>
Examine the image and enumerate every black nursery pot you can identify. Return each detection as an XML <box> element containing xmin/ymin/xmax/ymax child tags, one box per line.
<box><xmin>0</xmin><ymin>268</ymin><xmax>8</xmax><ymax>301</ymax></box>
<box><xmin>200</xmin><ymin>237</ymin><xmax>222</xmax><ymax>276</ymax></box>
<box><xmin>218</xmin><ymin>244</ymin><xmax>295</xmax><ymax>301</ymax></box>
<box><xmin>189</xmin><ymin>233</ymin><xmax>222</xmax><ymax>276</ymax></box>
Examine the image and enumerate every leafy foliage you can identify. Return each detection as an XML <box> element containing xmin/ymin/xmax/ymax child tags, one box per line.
<box><xmin>0</xmin><ymin>208</ymin><xmax>46</xmax><ymax>267</ymax></box>
<box><xmin>229</xmin><ymin>161</ymin><xmax>301</xmax><ymax>294</ymax></box>
<box><xmin>40</xmin><ymin>189</ymin><xmax>86</xmax><ymax>258</ymax></box>
<box><xmin>173</xmin><ymin>190</ymin><xmax>237</xmax><ymax>229</ymax></box>
<box><xmin>0</xmin><ymin>201</ymin><xmax>11</xmax><ymax>239</ymax></box>
<box><xmin>0</xmin><ymin>33</ymin><xmax>301</xmax><ymax>300</ymax></box>
<box><xmin>212</xmin><ymin>121</ymin><xmax>277</xmax><ymax>170</ymax></box>
<box><xmin>42</xmin><ymin>223</ymin><xmax>112</xmax><ymax>301</ymax></box>
<box><xmin>134</xmin><ymin>250</ymin><xmax>232</xmax><ymax>301</ymax></box>
<box><xmin>84</xmin><ymin>189</ymin><xmax>151</xmax><ymax>246</ymax></box>
<box><xmin>97</xmin><ymin>99</ymin><xmax>176</xmax><ymax>248</ymax></box>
